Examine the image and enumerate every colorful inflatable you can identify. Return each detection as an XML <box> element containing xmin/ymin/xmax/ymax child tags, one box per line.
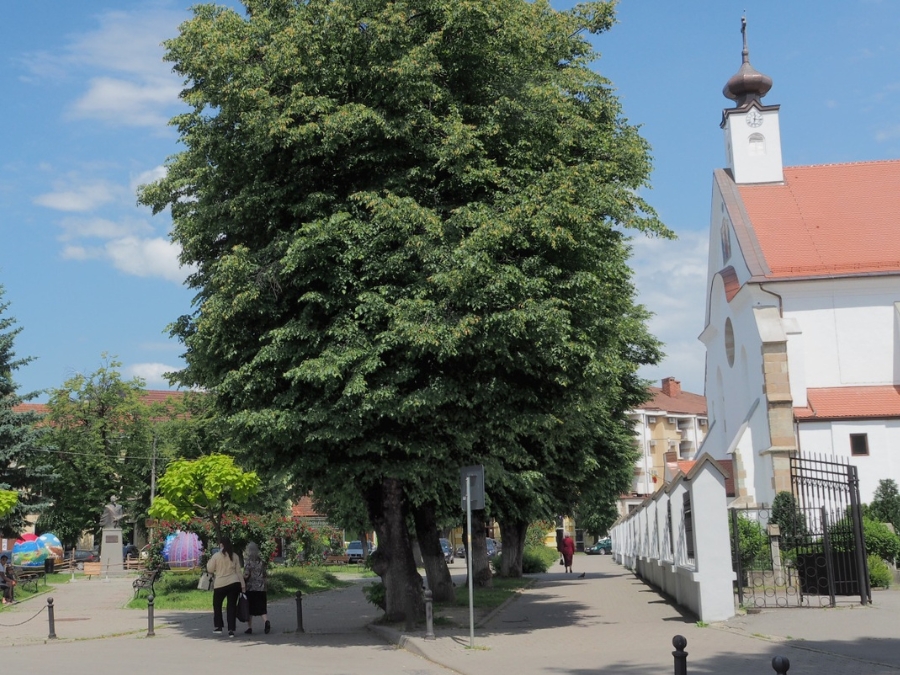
<box><xmin>13</xmin><ymin>533</ymin><xmax>64</xmax><ymax>567</ymax></box>
<box><xmin>165</xmin><ymin>531</ymin><xmax>202</xmax><ymax>568</ymax></box>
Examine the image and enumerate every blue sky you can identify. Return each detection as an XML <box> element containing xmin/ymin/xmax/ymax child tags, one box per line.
<box><xmin>3</xmin><ymin>1</ymin><xmax>900</xmax><ymax>401</ymax></box>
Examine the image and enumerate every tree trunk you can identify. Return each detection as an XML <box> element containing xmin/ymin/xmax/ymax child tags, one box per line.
<box><xmin>365</xmin><ymin>478</ymin><xmax>424</xmax><ymax>627</ymax></box>
<box><xmin>358</xmin><ymin>530</ymin><xmax>369</xmax><ymax>563</ymax></box>
<box><xmin>413</xmin><ymin>502</ymin><xmax>455</xmax><ymax>602</ymax></box>
<box><xmin>469</xmin><ymin>509</ymin><xmax>493</xmax><ymax>588</ymax></box>
<box><xmin>498</xmin><ymin>518</ymin><xmax>527</xmax><ymax>578</ymax></box>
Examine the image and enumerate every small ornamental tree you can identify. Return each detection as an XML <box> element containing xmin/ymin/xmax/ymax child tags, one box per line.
<box><xmin>149</xmin><ymin>454</ymin><xmax>260</xmax><ymax>542</ymax></box>
<box><xmin>869</xmin><ymin>479</ymin><xmax>900</xmax><ymax>532</ymax></box>
<box><xmin>0</xmin><ymin>490</ymin><xmax>17</xmax><ymax>518</ymax></box>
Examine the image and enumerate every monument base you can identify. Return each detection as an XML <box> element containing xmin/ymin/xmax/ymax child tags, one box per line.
<box><xmin>100</xmin><ymin>528</ymin><xmax>125</xmax><ymax>576</ymax></box>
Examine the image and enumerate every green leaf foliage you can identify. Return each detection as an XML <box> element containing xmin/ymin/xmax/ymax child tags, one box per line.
<box><xmin>0</xmin><ymin>490</ymin><xmax>17</xmax><ymax>519</ymax></box>
<box><xmin>149</xmin><ymin>454</ymin><xmax>260</xmax><ymax>538</ymax></box>
<box><xmin>139</xmin><ymin>0</ymin><xmax>668</xmax><ymax>592</ymax></box>
<box><xmin>0</xmin><ymin>285</ymin><xmax>54</xmax><ymax>535</ymax></box>
<box><xmin>869</xmin><ymin>479</ymin><xmax>900</xmax><ymax>532</ymax></box>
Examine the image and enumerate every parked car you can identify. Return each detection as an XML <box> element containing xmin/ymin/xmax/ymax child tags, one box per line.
<box><xmin>455</xmin><ymin>544</ymin><xmax>466</xmax><ymax>559</ymax></box>
<box><xmin>439</xmin><ymin>538</ymin><xmax>454</xmax><ymax>564</ymax></box>
<box><xmin>65</xmin><ymin>549</ymin><xmax>100</xmax><ymax>570</ymax></box>
<box><xmin>346</xmin><ymin>540</ymin><xmax>373</xmax><ymax>563</ymax></box>
<box><xmin>586</xmin><ymin>538</ymin><xmax>612</xmax><ymax>555</ymax></box>
<box><xmin>486</xmin><ymin>538</ymin><xmax>498</xmax><ymax>557</ymax></box>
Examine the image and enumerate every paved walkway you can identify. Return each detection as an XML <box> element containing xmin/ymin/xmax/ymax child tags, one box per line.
<box><xmin>0</xmin><ymin>556</ymin><xmax>898</xmax><ymax>675</ymax></box>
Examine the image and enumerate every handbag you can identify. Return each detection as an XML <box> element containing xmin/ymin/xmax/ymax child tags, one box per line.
<box><xmin>197</xmin><ymin>572</ymin><xmax>214</xmax><ymax>591</ymax></box>
<box><xmin>559</xmin><ymin>558</ymin><xmax>564</xmax><ymax>566</ymax></box>
<box><xmin>236</xmin><ymin>592</ymin><xmax>250</xmax><ymax>623</ymax></box>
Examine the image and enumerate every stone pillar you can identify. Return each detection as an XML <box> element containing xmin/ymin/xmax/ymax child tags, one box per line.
<box><xmin>100</xmin><ymin>528</ymin><xmax>125</xmax><ymax>576</ymax></box>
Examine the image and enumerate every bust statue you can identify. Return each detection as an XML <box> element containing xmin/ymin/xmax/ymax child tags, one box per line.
<box><xmin>100</xmin><ymin>496</ymin><xmax>125</xmax><ymax>529</ymax></box>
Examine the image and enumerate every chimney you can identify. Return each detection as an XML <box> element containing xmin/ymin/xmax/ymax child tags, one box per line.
<box><xmin>661</xmin><ymin>377</ymin><xmax>681</xmax><ymax>398</ymax></box>
<box><xmin>664</xmin><ymin>451</ymin><xmax>677</xmax><ymax>464</ymax></box>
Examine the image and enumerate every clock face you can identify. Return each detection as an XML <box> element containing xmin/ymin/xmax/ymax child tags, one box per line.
<box><xmin>746</xmin><ymin>110</ymin><xmax>763</xmax><ymax>128</ymax></box>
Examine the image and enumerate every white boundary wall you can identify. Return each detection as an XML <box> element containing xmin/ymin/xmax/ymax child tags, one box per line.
<box><xmin>610</xmin><ymin>455</ymin><xmax>735</xmax><ymax>622</ymax></box>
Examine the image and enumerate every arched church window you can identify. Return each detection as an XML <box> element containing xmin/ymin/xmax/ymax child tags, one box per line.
<box><xmin>720</xmin><ymin>218</ymin><xmax>732</xmax><ymax>262</ymax></box>
<box><xmin>748</xmin><ymin>133</ymin><xmax>766</xmax><ymax>156</ymax></box>
<box><xmin>725</xmin><ymin>318</ymin><xmax>735</xmax><ymax>367</ymax></box>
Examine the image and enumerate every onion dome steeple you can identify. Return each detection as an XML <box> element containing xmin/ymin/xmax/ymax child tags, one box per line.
<box><xmin>723</xmin><ymin>17</ymin><xmax>773</xmax><ymax>107</ymax></box>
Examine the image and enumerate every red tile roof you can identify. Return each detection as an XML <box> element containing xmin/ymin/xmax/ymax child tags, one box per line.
<box><xmin>637</xmin><ymin>387</ymin><xmax>707</xmax><ymax>416</ymax></box>
<box><xmin>12</xmin><ymin>390</ymin><xmax>185</xmax><ymax>417</ymax></box>
<box><xmin>794</xmin><ymin>385</ymin><xmax>900</xmax><ymax>421</ymax></box>
<box><xmin>736</xmin><ymin>160</ymin><xmax>900</xmax><ymax>279</ymax></box>
<box><xmin>290</xmin><ymin>495</ymin><xmax>324</xmax><ymax>519</ymax></box>
<box><xmin>667</xmin><ymin>458</ymin><xmax>735</xmax><ymax>497</ymax></box>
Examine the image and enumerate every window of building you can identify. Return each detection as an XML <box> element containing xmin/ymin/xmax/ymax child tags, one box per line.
<box><xmin>682</xmin><ymin>493</ymin><xmax>695</xmax><ymax>560</ymax></box>
<box><xmin>748</xmin><ymin>133</ymin><xmax>766</xmax><ymax>156</ymax></box>
<box><xmin>850</xmin><ymin>433</ymin><xmax>869</xmax><ymax>456</ymax></box>
<box><xmin>720</xmin><ymin>218</ymin><xmax>732</xmax><ymax>262</ymax></box>
<box><xmin>725</xmin><ymin>318</ymin><xmax>735</xmax><ymax>367</ymax></box>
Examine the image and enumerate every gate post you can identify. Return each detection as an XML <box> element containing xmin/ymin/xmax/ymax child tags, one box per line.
<box><xmin>847</xmin><ymin>465</ymin><xmax>871</xmax><ymax>605</ymax></box>
<box><xmin>730</xmin><ymin>509</ymin><xmax>743</xmax><ymax>605</ymax></box>
<box><xmin>820</xmin><ymin>507</ymin><xmax>836</xmax><ymax>607</ymax></box>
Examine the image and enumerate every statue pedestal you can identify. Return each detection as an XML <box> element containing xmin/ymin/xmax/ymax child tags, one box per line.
<box><xmin>100</xmin><ymin>528</ymin><xmax>125</xmax><ymax>576</ymax></box>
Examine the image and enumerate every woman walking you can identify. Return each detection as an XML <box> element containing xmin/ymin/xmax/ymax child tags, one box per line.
<box><xmin>207</xmin><ymin>537</ymin><xmax>245</xmax><ymax>637</ymax></box>
<box><xmin>243</xmin><ymin>542</ymin><xmax>270</xmax><ymax>634</ymax></box>
<box><xmin>560</xmin><ymin>532</ymin><xmax>576</xmax><ymax>574</ymax></box>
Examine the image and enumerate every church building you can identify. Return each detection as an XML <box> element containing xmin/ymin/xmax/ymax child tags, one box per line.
<box><xmin>699</xmin><ymin>20</ymin><xmax>900</xmax><ymax>507</ymax></box>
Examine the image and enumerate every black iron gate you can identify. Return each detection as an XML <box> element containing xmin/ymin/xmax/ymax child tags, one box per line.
<box><xmin>730</xmin><ymin>453</ymin><xmax>870</xmax><ymax>609</ymax></box>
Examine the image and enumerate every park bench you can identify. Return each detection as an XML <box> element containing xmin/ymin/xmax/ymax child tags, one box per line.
<box><xmin>133</xmin><ymin>568</ymin><xmax>160</xmax><ymax>599</ymax></box>
<box><xmin>13</xmin><ymin>567</ymin><xmax>46</xmax><ymax>594</ymax></box>
<box><xmin>324</xmin><ymin>554</ymin><xmax>351</xmax><ymax>566</ymax></box>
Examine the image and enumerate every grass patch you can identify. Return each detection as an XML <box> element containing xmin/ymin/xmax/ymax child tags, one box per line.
<box><xmin>445</xmin><ymin>577</ymin><xmax>532</xmax><ymax>610</ymax></box>
<box><xmin>0</xmin><ymin>572</ymin><xmax>71</xmax><ymax>609</ymax></box>
<box><xmin>126</xmin><ymin>566</ymin><xmax>350</xmax><ymax>611</ymax></box>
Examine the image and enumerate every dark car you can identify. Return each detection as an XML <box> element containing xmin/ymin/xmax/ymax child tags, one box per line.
<box><xmin>439</xmin><ymin>538</ymin><xmax>454</xmax><ymax>564</ymax></box>
<box><xmin>65</xmin><ymin>549</ymin><xmax>100</xmax><ymax>570</ymax></box>
<box><xmin>486</xmin><ymin>538</ymin><xmax>498</xmax><ymax>557</ymax></box>
<box><xmin>586</xmin><ymin>538</ymin><xmax>612</xmax><ymax>555</ymax></box>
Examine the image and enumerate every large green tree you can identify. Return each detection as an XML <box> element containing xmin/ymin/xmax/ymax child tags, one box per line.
<box><xmin>869</xmin><ymin>479</ymin><xmax>900</xmax><ymax>532</ymax></box>
<box><xmin>38</xmin><ymin>357</ymin><xmax>153</xmax><ymax>546</ymax></box>
<box><xmin>141</xmin><ymin>0</ymin><xmax>667</xmax><ymax>622</ymax></box>
<box><xmin>0</xmin><ymin>286</ymin><xmax>54</xmax><ymax>535</ymax></box>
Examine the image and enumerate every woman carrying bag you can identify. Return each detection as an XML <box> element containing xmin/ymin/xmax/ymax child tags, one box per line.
<box><xmin>242</xmin><ymin>542</ymin><xmax>271</xmax><ymax>634</ymax></box>
<box><xmin>206</xmin><ymin>537</ymin><xmax>245</xmax><ymax>637</ymax></box>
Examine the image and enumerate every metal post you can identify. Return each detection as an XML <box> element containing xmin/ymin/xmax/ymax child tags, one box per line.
<box><xmin>821</xmin><ymin>507</ymin><xmax>836</xmax><ymax>607</ymax></box>
<box><xmin>730</xmin><ymin>509</ymin><xmax>743</xmax><ymax>604</ymax></box>
<box><xmin>424</xmin><ymin>589</ymin><xmax>435</xmax><ymax>640</ymax></box>
<box><xmin>466</xmin><ymin>474</ymin><xmax>475</xmax><ymax>648</ymax></box>
<box><xmin>771</xmin><ymin>656</ymin><xmax>790</xmax><ymax>675</ymax></box>
<box><xmin>847</xmin><ymin>465</ymin><xmax>871</xmax><ymax>605</ymax></box>
<box><xmin>147</xmin><ymin>594</ymin><xmax>155</xmax><ymax>636</ymax></box>
<box><xmin>295</xmin><ymin>590</ymin><xmax>304</xmax><ymax>633</ymax></box>
<box><xmin>672</xmin><ymin>635</ymin><xmax>687</xmax><ymax>675</ymax></box>
<box><xmin>47</xmin><ymin>597</ymin><xmax>57</xmax><ymax>640</ymax></box>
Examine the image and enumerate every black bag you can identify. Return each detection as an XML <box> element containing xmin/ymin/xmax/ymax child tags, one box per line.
<box><xmin>559</xmin><ymin>558</ymin><xmax>564</xmax><ymax>566</ymax></box>
<box><xmin>236</xmin><ymin>593</ymin><xmax>250</xmax><ymax>623</ymax></box>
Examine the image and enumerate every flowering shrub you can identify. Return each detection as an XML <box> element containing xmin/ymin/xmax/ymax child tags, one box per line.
<box><xmin>148</xmin><ymin>513</ymin><xmax>321</xmax><ymax>569</ymax></box>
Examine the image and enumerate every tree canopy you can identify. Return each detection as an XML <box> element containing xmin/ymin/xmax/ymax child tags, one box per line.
<box><xmin>0</xmin><ymin>285</ymin><xmax>53</xmax><ymax>535</ymax></box>
<box><xmin>141</xmin><ymin>0</ymin><xmax>667</xmax><ymax>621</ymax></box>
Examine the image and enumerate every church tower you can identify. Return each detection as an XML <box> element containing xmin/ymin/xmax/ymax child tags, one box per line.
<box><xmin>721</xmin><ymin>18</ymin><xmax>783</xmax><ymax>184</ymax></box>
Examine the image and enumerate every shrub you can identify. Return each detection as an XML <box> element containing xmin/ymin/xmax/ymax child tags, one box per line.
<box><xmin>490</xmin><ymin>546</ymin><xmax>558</xmax><ymax>574</ymax></box>
<box><xmin>863</xmin><ymin>518</ymin><xmax>900</xmax><ymax>562</ymax></box>
<box><xmin>362</xmin><ymin>581</ymin><xmax>386</xmax><ymax>610</ymax></box>
<box><xmin>868</xmin><ymin>555</ymin><xmax>892</xmax><ymax>589</ymax></box>
<box><xmin>730</xmin><ymin>514</ymin><xmax>769</xmax><ymax>571</ymax></box>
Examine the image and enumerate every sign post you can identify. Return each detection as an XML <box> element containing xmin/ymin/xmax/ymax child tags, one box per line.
<box><xmin>460</xmin><ymin>465</ymin><xmax>484</xmax><ymax>649</ymax></box>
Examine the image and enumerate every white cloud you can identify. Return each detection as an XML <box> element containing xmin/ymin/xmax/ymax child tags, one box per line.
<box><xmin>70</xmin><ymin>76</ymin><xmax>181</xmax><ymax>128</ymax></box>
<box><xmin>126</xmin><ymin>362</ymin><xmax>178</xmax><ymax>388</ymax></box>
<box><xmin>105</xmin><ymin>236</ymin><xmax>194</xmax><ymax>283</ymax></box>
<box><xmin>875</xmin><ymin>125</ymin><xmax>900</xmax><ymax>142</ymax></box>
<box><xmin>629</xmin><ymin>230</ymin><xmax>710</xmax><ymax>395</ymax></box>
<box><xmin>130</xmin><ymin>166</ymin><xmax>167</xmax><ymax>194</ymax></box>
<box><xmin>61</xmin><ymin>245</ymin><xmax>101</xmax><ymax>261</ymax></box>
<box><xmin>57</xmin><ymin>216</ymin><xmax>152</xmax><ymax>241</ymax></box>
<box><xmin>21</xmin><ymin>7</ymin><xmax>186</xmax><ymax>129</ymax></box>
<box><xmin>34</xmin><ymin>179</ymin><xmax>120</xmax><ymax>212</ymax></box>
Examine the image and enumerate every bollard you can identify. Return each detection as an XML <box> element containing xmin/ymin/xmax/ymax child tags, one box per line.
<box><xmin>47</xmin><ymin>597</ymin><xmax>57</xmax><ymax>640</ymax></box>
<box><xmin>772</xmin><ymin>656</ymin><xmax>790</xmax><ymax>675</ymax></box>
<box><xmin>295</xmin><ymin>590</ymin><xmax>304</xmax><ymax>633</ymax></box>
<box><xmin>672</xmin><ymin>635</ymin><xmax>687</xmax><ymax>675</ymax></box>
<box><xmin>424</xmin><ymin>589</ymin><xmax>435</xmax><ymax>640</ymax></box>
<box><xmin>147</xmin><ymin>594</ymin><xmax>156</xmax><ymax>637</ymax></box>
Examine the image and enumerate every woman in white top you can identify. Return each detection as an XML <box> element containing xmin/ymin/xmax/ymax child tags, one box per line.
<box><xmin>206</xmin><ymin>537</ymin><xmax>245</xmax><ymax>636</ymax></box>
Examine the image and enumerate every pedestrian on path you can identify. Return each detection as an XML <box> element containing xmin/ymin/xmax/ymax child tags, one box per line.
<box><xmin>0</xmin><ymin>554</ymin><xmax>15</xmax><ymax>604</ymax></box>
<box><xmin>242</xmin><ymin>542</ymin><xmax>270</xmax><ymax>635</ymax></box>
<box><xmin>207</xmin><ymin>537</ymin><xmax>245</xmax><ymax>637</ymax></box>
<box><xmin>561</xmin><ymin>532</ymin><xmax>575</xmax><ymax>574</ymax></box>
